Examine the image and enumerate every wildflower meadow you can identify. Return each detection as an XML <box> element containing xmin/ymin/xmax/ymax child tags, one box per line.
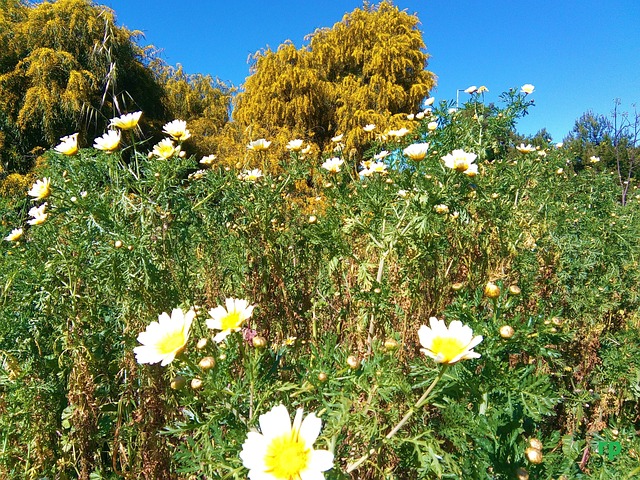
<box><xmin>2</xmin><ymin>85</ymin><xmax>639</xmax><ymax>479</ymax></box>
<box><xmin>1</xmin><ymin>2</ymin><xmax>640</xmax><ymax>479</ymax></box>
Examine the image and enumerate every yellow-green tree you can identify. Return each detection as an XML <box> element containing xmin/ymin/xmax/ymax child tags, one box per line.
<box><xmin>154</xmin><ymin>63</ymin><xmax>234</xmax><ymax>157</ymax></box>
<box><xmin>0</xmin><ymin>0</ymin><xmax>163</xmax><ymax>173</ymax></box>
<box><xmin>0</xmin><ymin>0</ymin><xmax>232</xmax><ymax>179</ymax></box>
<box><xmin>233</xmin><ymin>1</ymin><xmax>435</xmax><ymax>155</ymax></box>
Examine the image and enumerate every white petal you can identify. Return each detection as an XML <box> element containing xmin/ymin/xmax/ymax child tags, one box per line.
<box><xmin>248</xmin><ymin>470</ymin><xmax>276</xmax><ymax>480</ymax></box>
<box><xmin>417</xmin><ymin>325</ymin><xmax>433</xmax><ymax>349</ymax></box>
<box><xmin>300</xmin><ymin>470</ymin><xmax>326</xmax><ymax>480</ymax></box>
<box><xmin>259</xmin><ymin>404</ymin><xmax>291</xmax><ymax>441</ymax></box>
<box><xmin>240</xmin><ymin>432</ymin><xmax>268</xmax><ymax>470</ymax></box>
<box><xmin>466</xmin><ymin>335</ymin><xmax>483</xmax><ymax>351</ymax></box>
<box><xmin>225</xmin><ymin>298</ymin><xmax>237</xmax><ymax>312</ymax></box>
<box><xmin>306</xmin><ymin>449</ymin><xmax>334</xmax><ymax>472</ymax></box>
<box><xmin>298</xmin><ymin>412</ymin><xmax>322</xmax><ymax>446</ymax></box>
<box><xmin>208</xmin><ymin>305</ymin><xmax>227</xmax><ymax>322</ymax></box>
<box><xmin>212</xmin><ymin>330</ymin><xmax>231</xmax><ymax>343</ymax></box>
<box><xmin>206</xmin><ymin>317</ymin><xmax>222</xmax><ymax>330</ymax></box>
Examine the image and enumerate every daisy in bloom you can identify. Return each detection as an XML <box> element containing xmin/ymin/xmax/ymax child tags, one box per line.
<box><xmin>207</xmin><ymin>298</ymin><xmax>255</xmax><ymax>343</ymax></box>
<box><xmin>4</xmin><ymin>228</ymin><xmax>23</xmax><ymax>242</ymax></box>
<box><xmin>403</xmin><ymin>143</ymin><xmax>429</xmax><ymax>161</ymax></box>
<box><xmin>448</xmin><ymin>108</ymin><xmax>458</xmax><ymax>114</ymax></box>
<box><xmin>109</xmin><ymin>111</ymin><xmax>142</xmax><ymax>130</ymax></box>
<box><xmin>331</xmin><ymin>134</ymin><xmax>343</xmax><ymax>142</ymax></box>
<box><xmin>387</xmin><ymin>128</ymin><xmax>410</xmax><ymax>139</ymax></box>
<box><xmin>442</xmin><ymin>149</ymin><xmax>477</xmax><ymax>174</ymax></box>
<box><xmin>241</xmin><ymin>169</ymin><xmax>263</xmax><ymax>182</ymax></box>
<box><xmin>321</xmin><ymin>157</ymin><xmax>344</xmax><ymax>173</ymax></box>
<box><xmin>516</xmin><ymin>143</ymin><xmax>536</xmax><ymax>153</ymax></box>
<box><xmin>200</xmin><ymin>154</ymin><xmax>217</xmax><ymax>165</ymax></box>
<box><xmin>152</xmin><ymin>138</ymin><xmax>178</xmax><ymax>159</ymax></box>
<box><xmin>418</xmin><ymin>317</ymin><xmax>483</xmax><ymax>364</ymax></box>
<box><xmin>424</xmin><ymin>96</ymin><xmax>435</xmax><ymax>106</ymax></box>
<box><xmin>415</xmin><ymin>111</ymin><xmax>425</xmax><ymax>120</ymax></box>
<box><xmin>407</xmin><ymin>113</ymin><xmax>415</xmax><ymax>120</ymax></box>
<box><xmin>368</xmin><ymin>161</ymin><xmax>387</xmax><ymax>175</ymax></box>
<box><xmin>240</xmin><ymin>404</ymin><xmax>334</xmax><ymax>480</ymax></box>
<box><xmin>248</xmin><ymin>139</ymin><xmax>271</xmax><ymax>151</ymax></box>
<box><xmin>93</xmin><ymin>130</ymin><xmax>121</xmax><ymax>152</ymax></box>
<box><xmin>373</xmin><ymin>150</ymin><xmax>390</xmax><ymax>160</ymax></box>
<box><xmin>427</xmin><ymin>121</ymin><xmax>438</xmax><ymax>131</ymax></box>
<box><xmin>301</xmin><ymin>145</ymin><xmax>312</xmax><ymax>155</ymax></box>
<box><xmin>133</xmin><ymin>308</ymin><xmax>195</xmax><ymax>366</ymax></box>
<box><xmin>286</xmin><ymin>139</ymin><xmax>304</xmax><ymax>151</ymax></box>
<box><xmin>434</xmin><ymin>204</ymin><xmax>449</xmax><ymax>214</ymax></box>
<box><xmin>520</xmin><ymin>84</ymin><xmax>535</xmax><ymax>95</ymax></box>
<box><xmin>589</xmin><ymin>155</ymin><xmax>600</xmax><ymax>163</ymax></box>
<box><xmin>54</xmin><ymin>133</ymin><xmax>79</xmax><ymax>155</ymax></box>
<box><xmin>477</xmin><ymin>85</ymin><xmax>489</xmax><ymax>93</ymax></box>
<box><xmin>28</xmin><ymin>177</ymin><xmax>51</xmax><ymax>200</ymax></box>
<box><xmin>27</xmin><ymin>203</ymin><xmax>48</xmax><ymax>225</ymax></box>
<box><xmin>162</xmin><ymin>119</ymin><xmax>191</xmax><ymax>142</ymax></box>
<box><xmin>464</xmin><ymin>85</ymin><xmax>477</xmax><ymax>94</ymax></box>
<box><xmin>363</xmin><ymin>124</ymin><xmax>376</xmax><ymax>132</ymax></box>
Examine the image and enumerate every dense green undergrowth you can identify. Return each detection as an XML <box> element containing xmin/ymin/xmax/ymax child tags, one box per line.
<box><xmin>1</xmin><ymin>90</ymin><xmax>639</xmax><ymax>479</ymax></box>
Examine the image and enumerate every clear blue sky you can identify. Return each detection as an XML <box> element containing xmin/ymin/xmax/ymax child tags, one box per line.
<box><xmin>101</xmin><ymin>0</ymin><xmax>640</xmax><ymax>142</ymax></box>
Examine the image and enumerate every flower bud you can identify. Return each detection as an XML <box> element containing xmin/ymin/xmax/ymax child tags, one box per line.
<box><xmin>252</xmin><ymin>336</ymin><xmax>267</xmax><ymax>348</ymax></box>
<box><xmin>384</xmin><ymin>338</ymin><xmax>399</xmax><ymax>351</ymax></box>
<box><xmin>499</xmin><ymin>325</ymin><xmax>515</xmax><ymax>339</ymax></box>
<box><xmin>346</xmin><ymin>355</ymin><xmax>360</xmax><ymax>370</ymax></box>
<box><xmin>528</xmin><ymin>438</ymin><xmax>543</xmax><ymax>450</ymax></box>
<box><xmin>198</xmin><ymin>356</ymin><xmax>216</xmax><ymax>370</ymax></box>
<box><xmin>516</xmin><ymin>467</ymin><xmax>529</xmax><ymax>480</ymax></box>
<box><xmin>190</xmin><ymin>378</ymin><xmax>203</xmax><ymax>390</ymax></box>
<box><xmin>508</xmin><ymin>285</ymin><xmax>521</xmax><ymax>295</ymax></box>
<box><xmin>114</xmin><ymin>240</ymin><xmax>123</xmax><ymax>248</ymax></box>
<box><xmin>196</xmin><ymin>338</ymin><xmax>208</xmax><ymax>350</ymax></box>
<box><xmin>170</xmin><ymin>375</ymin><xmax>187</xmax><ymax>390</ymax></box>
<box><xmin>451</xmin><ymin>282</ymin><xmax>464</xmax><ymax>291</ymax></box>
<box><xmin>484</xmin><ymin>281</ymin><xmax>501</xmax><ymax>299</ymax></box>
<box><xmin>317</xmin><ymin>372</ymin><xmax>328</xmax><ymax>383</ymax></box>
<box><xmin>525</xmin><ymin>446</ymin><xmax>543</xmax><ymax>464</ymax></box>
<box><xmin>308</xmin><ymin>215</ymin><xmax>317</xmax><ymax>224</ymax></box>
<box><xmin>551</xmin><ymin>316</ymin><xmax>563</xmax><ymax>326</ymax></box>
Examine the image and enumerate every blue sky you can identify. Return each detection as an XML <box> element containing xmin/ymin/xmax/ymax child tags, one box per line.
<box><xmin>101</xmin><ymin>0</ymin><xmax>640</xmax><ymax>142</ymax></box>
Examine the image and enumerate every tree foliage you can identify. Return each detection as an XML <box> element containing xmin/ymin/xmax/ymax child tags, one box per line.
<box><xmin>233</xmin><ymin>1</ymin><xmax>435</xmax><ymax>156</ymax></box>
<box><xmin>0</xmin><ymin>0</ymin><xmax>231</xmax><ymax>180</ymax></box>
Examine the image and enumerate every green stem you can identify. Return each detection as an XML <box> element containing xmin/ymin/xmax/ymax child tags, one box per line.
<box><xmin>346</xmin><ymin>364</ymin><xmax>449</xmax><ymax>473</ymax></box>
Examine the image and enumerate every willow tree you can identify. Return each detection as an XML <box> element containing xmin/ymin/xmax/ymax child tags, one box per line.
<box><xmin>233</xmin><ymin>1</ymin><xmax>435</xmax><ymax>155</ymax></box>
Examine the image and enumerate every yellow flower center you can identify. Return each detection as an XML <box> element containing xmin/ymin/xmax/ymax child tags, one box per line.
<box><xmin>453</xmin><ymin>159</ymin><xmax>469</xmax><ymax>172</ymax></box>
<box><xmin>156</xmin><ymin>330</ymin><xmax>186</xmax><ymax>356</ymax></box>
<box><xmin>431</xmin><ymin>336</ymin><xmax>466</xmax><ymax>363</ymax></box>
<box><xmin>264</xmin><ymin>432</ymin><xmax>311</xmax><ymax>479</ymax></box>
<box><xmin>220</xmin><ymin>311</ymin><xmax>243</xmax><ymax>331</ymax></box>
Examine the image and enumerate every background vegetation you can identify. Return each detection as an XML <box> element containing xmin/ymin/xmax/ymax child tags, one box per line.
<box><xmin>1</xmin><ymin>1</ymin><xmax>639</xmax><ymax>479</ymax></box>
